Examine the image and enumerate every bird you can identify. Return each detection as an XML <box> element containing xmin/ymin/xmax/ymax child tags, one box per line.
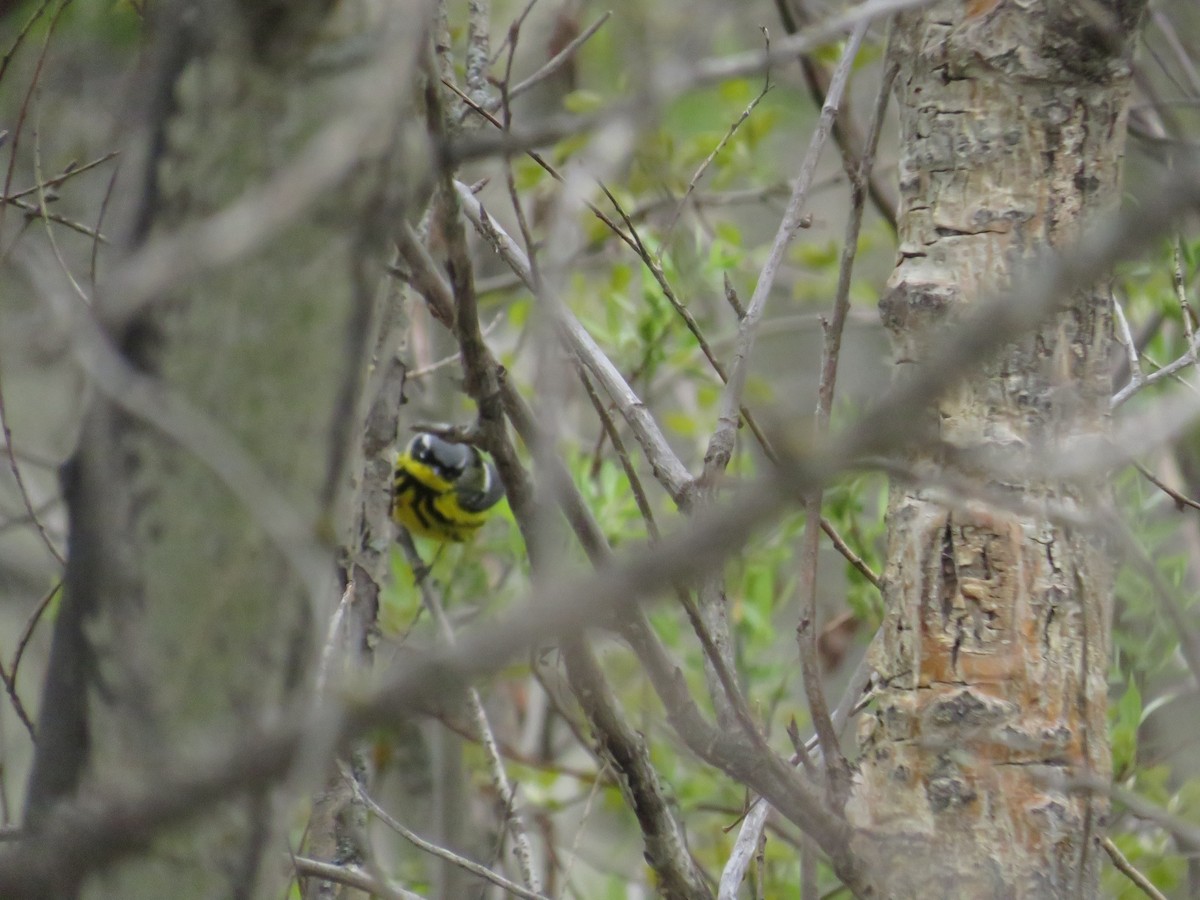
<box><xmin>392</xmin><ymin>432</ymin><xmax>505</xmax><ymax>542</ymax></box>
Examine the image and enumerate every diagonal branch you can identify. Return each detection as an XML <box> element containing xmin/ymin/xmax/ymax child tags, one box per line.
<box><xmin>701</xmin><ymin>19</ymin><xmax>868</xmax><ymax>485</ymax></box>
<box><xmin>8</xmin><ymin>164</ymin><xmax>1200</xmax><ymax>900</ymax></box>
<box><xmin>774</xmin><ymin>0</ymin><xmax>899</xmax><ymax>230</ymax></box>
<box><xmin>793</xmin><ymin>25</ymin><xmax>890</xmax><ymax>810</ymax></box>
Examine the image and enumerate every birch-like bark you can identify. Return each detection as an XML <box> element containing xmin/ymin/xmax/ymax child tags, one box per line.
<box><xmin>846</xmin><ymin>1</ymin><xmax>1145</xmax><ymax>895</ymax></box>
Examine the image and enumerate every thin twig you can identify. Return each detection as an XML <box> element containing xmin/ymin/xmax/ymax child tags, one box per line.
<box><xmin>577</xmin><ymin>366</ymin><xmax>659</xmax><ymax>538</ymax></box>
<box><xmin>396</xmin><ymin>528</ymin><xmax>543</xmax><ymax>894</ymax></box>
<box><xmin>717</xmin><ymin>17</ymin><xmax>869</xmax><ymax>807</ymax></box>
<box><xmin>682</xmin><ymin>0</ymin><xmax>934</xmax><ymax>89</ymax></box>
<box><xmin>0</xmin><ymin>1</ymin><xmax>53</xmax><ymax>90</ymax></box>
<box><xmin>405</xmin><ymin>313</ymin><xmax>505</xmax><ymax>379</ymax></box>
<box><xmin>1055</xmin><ymin>769</ymin><xmax>1200</xmax><ymax>850</ymax></box>
<box><xmin>700</xmin><ymin>17</ymin><xmax>868</xmax><ymax>488</ymax></box>
<box><xmin>291</xmin><ymin>855</ymin><xmax>416</xmax><ymax>900</ymax></box>
<box><xmin>797</xmin><ymin>27</ymin><xmax>890</xmax><ymax>811</ymax></box>
<box><xmin>1112</xmin><ymin>333</ymin><xmax>1200</xmax><ymax>407</ymax></box>
<box><xmin>448</xmin><ymin>159</ymin><xmax>725</xmax><ymax>898</ymax></box>
<box><xmin>493</xmin><ymin>11</ymin><xmax>612</xmax><ymax>109</ymax></box>
<box><xmin>399</xmin><ymin>198</ymin><xmax>774</xmax><ymax>890</ymax></box>
<box><xmin>1134</xmin><ymin>460</ymin><xmax>1200</xmax><ymax>513</ymax></box>
<box><xmin>629</xmin><ymin>181</ymin><xmax>796</xmax><ymax>221</ymax></box>
<box><xmin>718</xmin><ymin>639</ymin><xmax>876</xmax><ymax>900</ymax></box>
<box><xmin>423</xmin><ymin>128</ymin><xmax>768</xmax><ymax>898</ymax></box>
<box><xmin>10</xmin><ymin>163</ymin><xmax>1200</xmax><ymax>898</ymax></box>
<box><xmin>3</xmin><ymin>151</ymin><xmax>119</xmax><ymax>202</ymax></box>
<box><xmin>557</xmin><ymin>761</ymin><xmax>608</xmax><ymax>899</ymax></box>
<box><xmin>1173</xmin><ymin>237</ymin><xmax>1196</xmax><ymax>350</ymax></box>
<box><xmin>1113</xmin><ymin>295</ymin><xmax>1144</xmax><ymax>387</ymax></box>
<box><xmin>659</xmin><ymin>28</ymin><xmax>772</xmax><ymax>248</ymax></box>
<box><xmin>10</xmin><ymin>580</ymin><xmax>59</xmax><ymax>692</ymax></box>
<box><xmin>314</xmin><ymin>582</ymin><xmax>354</xmax><ymax>697</ymax></box>
<box><xmin>485</xmin><ymin>0</ymin><xmax>538</xmax><ymax>69</ymax></box>
<box><xmin>0</xmin><ymin>652</ymin><xmax>33</xmax><ymax>741</ymax></box>
<box><xmin>0</xmin><ymin>381</ymin><xmax>61</xmax><ymax>567</ymax></box>
<box><xmin>448</xmin><ymin>77</ymin><xmax>774</xmax><ymax>459</ymax></box>
<box><xmin>1150</xmin><ymin>9</ymin><xmax>1200</xmax><ymax>99</ymax></box>
<box><xmin>452</xmin><ymin>171</ymin><xmax>882</xmax><ymax>740</ymax></box>
<box><xmin>1116</xmin><ymin>522</ymin><xmax>1200</xmax><ymax>689</ymax></box>
<box><xmin>0</xmin><ymin>0</ymin><xmax>67</xmax><ymax>254</ymax></box>
<box><xmin>819</xmin><ymin>518</ymin><xmax>881</xmax><ymax>588</ymax></box>
<box><xmin>452</xmin><ymin>179</ymin><xmax>694</xmax><ymax>503</ymax></box>
<box><xmin>0</xmin><ymin>112</ymin><xmax>71</xmax><ymax>568</ymax></box>
<box><xmin>478</xmin><ymin>204</ymin><xmax>764</xmax><ymax>777</ymax></box>
<box><xmin>90</xmin><ymin>155</ymin><xmax>120</xmax><ymax>287</ymax></box>
<box><xmin>443</xmin><ymin>79</ymin><xmax>640</xmax><ymax>254</ymax></box>
<box><xmin>774</xmin><ymin>0</ymin><xmax>899</xmax><ymax>231</ymax></box>
<box><xmin>353</xmin><ymin>778</ymin><xmax>552</xmax><ymax>900</ymax></box>
<box><xmin>1100</xmin><ymin>837</ymin><xmax>1169</xmax><ymax>900</ymax></box>
<box><xmin>3</xmin><ymin>195</ymin><xmax>109</xmax><ymax>242</ymax></box>
<box><xmin>597</xmin><ymin>181</ymin><xmax>779</xmax><ymax>456</ymax></box>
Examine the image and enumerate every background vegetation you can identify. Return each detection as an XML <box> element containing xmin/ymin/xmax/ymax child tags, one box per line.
<box><xmin>1</xmin><ymin>0</ymin><xmax>1199</xmax><ymax>896</ymax></box>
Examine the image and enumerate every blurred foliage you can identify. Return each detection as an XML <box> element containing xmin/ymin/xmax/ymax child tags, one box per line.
<box><xmin>1102</xmin><ymin>233</ymin><xmax>1200</xmax><ymax>896</ymax></box>
<box><xmin>4</xmin><ymin>0</ymin><xmax>1200</xmax><ymax>896</ymax></box>
<box><xmin>377</xmin><ymin>7</ymin><xmax>894</xmax><ymax>890</ymax></box>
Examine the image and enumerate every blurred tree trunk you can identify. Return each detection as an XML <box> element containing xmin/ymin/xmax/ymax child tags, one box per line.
<box><xmin>23</xmin><ymin>2</ymin><xmax>414</xmax><ymax>898</ymax></box>
<box><xmin>844</xmin><ymin>1</ymin><xmax>1146</xmax><ymax>896</ymax></box>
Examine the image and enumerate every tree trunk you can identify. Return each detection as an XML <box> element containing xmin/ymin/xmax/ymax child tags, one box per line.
<box><xmin>846</xmin><ymin>1</ymin><xmax>1145</xmax><ymax>896</ymax></box>
<box><xmin>23</xmin><ymin>3</ymin><xmax>412</xmax><ymax>897</ymax></box>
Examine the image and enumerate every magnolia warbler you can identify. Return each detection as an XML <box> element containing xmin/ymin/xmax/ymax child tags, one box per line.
<box><xmin>392</xmin><ymin>432</ymin><xmax>505</xmax><ymax>542</ymax></box>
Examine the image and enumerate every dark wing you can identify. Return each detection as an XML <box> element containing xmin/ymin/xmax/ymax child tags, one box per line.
<box><xmin>455</xmin><ymin>458</ymin><xmax>505</xmax><ymax>513</ymax></box>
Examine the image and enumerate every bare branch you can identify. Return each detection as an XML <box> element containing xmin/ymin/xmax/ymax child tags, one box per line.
<box><xmin>1118</xmin><ymin>347</ymin><xmax>1200</xmax><ymax>408</ymax></box>
<box><xmin>702</xmin><ymin>18</ymin><xmax>869</xmax><ymax>485</ymax></box>
<box><xmin>445</xmin><ymin>0</ymin><xmax>937</xmax><ymax>168</ymax></box>
<box><xmin>1149</xmin><ymin>9</ymin><xmax>1200</xmax><ymax>99</ymax></box>
<box><xmin>678</xmin><ymin>0</ymin><xmax>932</xmax><ymax>89</ymax></box>
<box><xmin>659</xmin><ymin>30</ymin><xmax>773</xmax><ymax>247</ymax></box>
<box><xmin>1113</xmin><ymin>295</ymin><xmax>1145</xmax><ymax>388</ymax></box>
<box><xmin>465</xmin><ymin>0</ymin><xmax>493</xmax><ymax>107</ymax></box>
<box><xmin>774</xmin><ymin>0</ymin><xmax>899</xmax><ymax>230</ymax></box>
<box><xmin>792</xmin><ymin>19</ymin><xmax>877</xmax><ymax>808</ymax></box>
<box><xmin>11</xmin><ymin>580</ymin><xmax>59</xmax><ymax>697</ymax></box>
<box><xmin>819</xmin><ymin>517</ymin><xmax>881</xmax><ymax>588</ymax></box>
<box><xmin>0</xmin><ymin>373</ymin><xmax>62</xmax><ymax>566</ymax></box>
<box><xmin>429</xmin><ymin>52</ymin><xmax>719</xmax><ymax>895</ymax></box>
<box><xmin>452</xmin><ymin>179</ymin><xmax>695</xmax><ymax>503</ymax></box>
<box><xmin>291</xmin><ymin>855</ymin><xmax>421</xmax><ymax>900</ymax></box>
<box><xmin>1101</xmin><ymin>837</ymin><xmax>1169</xmax><ymax>900</ymax></box>
<box><xmin>97</xmin><ymin>33</ymin><xmax>429</xmax><ymax>332</ymax></box>
<box><xmin>1133</xmin><ymin>460</ymin><xmax>1200</xmax><ymax>513</ymax></box>
<box><xmin>1055</xmin><ymin>770</ymin><xmax>1200</xmax><ymax>850</ymax></box>
<box><xmin>559</xmin><ymin>635</ymin><xmax>716</xmax><ymax>899</ymax></box>
<box><xmin>7</xmin><ymin>165</ymin><xmax>1200</xmax><ymax>898</ymax></box>
<box><xmin>354</xmin><ymin>783</ymin><xmax>552</xmax><ymax>900</ymax></box>
<box><xmin>720</xmin><ymin>636</ymin><xmax>876</xmax><ymax>898</ymax></box>
<box><xmin>495</xmin><ymin>11</ymin><xmax>612</xmax><ymax>108</ymax></box>
<box><xmin>395</xmin><ymin>531</ymin><xmax>542</xmax><ymax>893</ymax></box>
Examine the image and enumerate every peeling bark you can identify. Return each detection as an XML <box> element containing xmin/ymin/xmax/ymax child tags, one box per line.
<box><xmin>845</xmin><ymin>1</ymin><xmax>1145</xmax><ymax>896</ymax></box>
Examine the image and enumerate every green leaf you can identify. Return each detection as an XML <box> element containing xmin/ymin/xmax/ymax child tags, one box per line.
<box><xmin>562</xmin><ymin>89</ymin><xmax>605</xmax><ymax>114</ymax></box>
<box><xmin>1110</xmin><ymin>680</ymin><xmax>1141</xmax><ymax>777</ymax></box>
